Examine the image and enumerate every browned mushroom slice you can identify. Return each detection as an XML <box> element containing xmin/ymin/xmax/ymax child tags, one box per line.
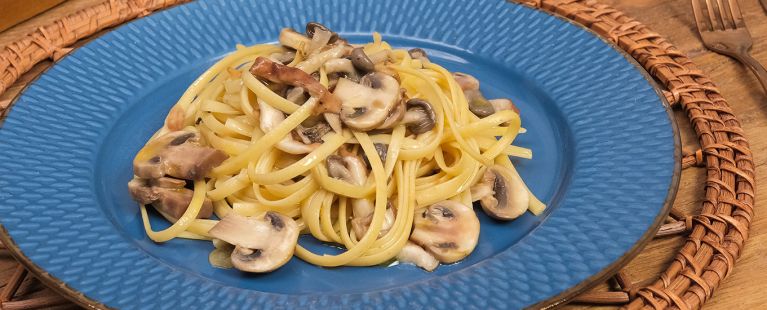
<box><xmin>249</xmin><ymin>57</ymin><xmax>341</xmax><ymax>114</ymax></box>
<box><xmin>152</xmin><ymin>187</ymin><xmax>214</xmax><ymax>221</ymax></box>
<box><xmin>133</xmin><ymin>130</ymin><xmax>228</xmax><ymax>180</ymax></box>
<box><xmin>162</xmin><ymin>144</ymin><xmax>229</xmax><ymax>180</ymax></box>
<box><xmin>410</xmin><ymin>200</ymin><xmax>480</xmax><ymax>263</ymax></box>
<box><xmin>471</xmin><ymin>165</ymin><xmax>528</xmax><ymax>220</ymax></box>
<box><xmin>208</xmin><ymin>212</ymin><xmax>299</xmax><ymax>273</ymax></box>
<box><xmin>408</xmin><ymin>48</ymin><xmax>430</xmax><ymax>63</ymax></box>
<box><xmin>128</xmin><ymin>178</ymin><xmax>160</xmax><ymax>205</ymax></box>
<box><xmin>148</xmin><ymin>177</ymin><xmax>186</xmax><ymax>188</ymax></box>
<box><xmin>128</xmin><ymin>177</ymin><xmax>213</xmax><ymax>221</ymax></box>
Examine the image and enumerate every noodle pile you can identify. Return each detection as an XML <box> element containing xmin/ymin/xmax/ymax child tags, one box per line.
<box><xmin>132</xmin><ymin>27</ymin><xmax>545</xmax><ymax>271</ymax></box>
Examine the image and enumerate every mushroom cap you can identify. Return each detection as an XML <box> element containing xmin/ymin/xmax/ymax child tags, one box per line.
<box><xmin>478</xmin><ymin>165</ymin><xmax>529</xmax><ymax>220</ymax></box>
<box><xmin>335</xmin><ymin>72</ymin><xmax>402</xmax><ymax>131</ymax></box>
<box><xmin>410</xmin><ymin>200</ymin><xmax>480</xmax><ymax>263</ymax></box>
<box><xmin>208</xmin><ymin>212</ymin><xmax>299</xmax><ymax>273</ymax></box>
<box><xmin>401</xmin><ymin>98</ymin><xmax>437</xmax><ymax>134</ymax></box>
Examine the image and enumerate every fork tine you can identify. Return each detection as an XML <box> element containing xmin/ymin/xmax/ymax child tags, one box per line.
<box><xmin>716</xmin><ymin>0</ymin><xmax>734</xmax><ymax>29</ymax></box>
<box><xmin>728</xmin><ymin>0</ymin><xmax>746</xmax><ymax>28</ymax></box>
<box><xmin>705</xmin><ymin>0</ymin><xmax>725</xmax><ymax>31</ymax></box>
<box><xmin>692</xmin><ymin>0</ymin><xmax>711</xmax><ymax>32</ymax></box>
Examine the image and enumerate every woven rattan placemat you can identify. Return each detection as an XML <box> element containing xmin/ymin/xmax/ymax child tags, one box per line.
<box><xmin>0</xmin><ymin>0</ymin><xmax>755</xmax><ymax>309</ymax></box>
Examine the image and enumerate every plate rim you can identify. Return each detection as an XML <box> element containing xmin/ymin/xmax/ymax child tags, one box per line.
<box><xmin>0</xmin><ymin>1</ymin><xmax>681</xmax><ymax>309</ymax></box>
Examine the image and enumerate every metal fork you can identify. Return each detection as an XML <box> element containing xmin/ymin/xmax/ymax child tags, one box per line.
<box><xmin>692</xmin><ymin>0</ymin><xmax>767</xmax><ymax>93</ymax></box>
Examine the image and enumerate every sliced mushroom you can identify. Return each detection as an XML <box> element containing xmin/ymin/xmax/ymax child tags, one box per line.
<box><xmin>208</xmin><ymin>212</ymin><xmax>299</xmax><ymax>273</ymax></box>
<box><xmin>489</xmin><ymin>98</ymin><xmax>520</xmax><ymax>115</ymax></box>
<box><xmin>259</xmin><ymin>99</ymin><xmax>318</xmax><ymax>154</ymax></box>
<box><xmin>471</xmin><ymin>165</ymin><xmax>528</xmax><ymax>220</ymax></box>
<box><xmin>400</xmin><ymin>98</ymin><xmax>436</xmax><ymax>134</ymax></box>
<box><xmin>327</xmin><ymin>154</ymin><xmax>380</xmax><ymax>237</ymax></box>
<box><xmin>305</xmin><ymin>26</ymin><xmax>333</xmax><ymax>55</ymax></box>
<box><xmin>362</xmin><ymin>143</ymin><xmax>388</xmax><ymax>168</ymax></box>
<box><xmin>268</xmin><ymin>51</ymin><xmax>296</xmax><ymax>64</ymax></box>
<box><xmin>350</xmin><ymin>47</ymin><xmax>375</xmax><ymax>73</ymax></box>
<box><xmin>133</xmin><ymin>130</ymin><xmax>228</xmax><ymax>180</ymax></box>
<box><xmin>285</xmin><ymin>87</ymin><xmax>307</xmax><ymax>105</ymax></box>
<box><xmin>296</xmin><ymin>121</ymin><xmax>332</xmax><ymax>144</ymax></box>
<box><xmin>323</xmin><ymin>58</ymin><xmax>359</xmax><ymax>83</ymax></box>
<box><xmin>408</xmin><ymin>48</ymin><xmax>429</xmax><ymax>63</ymax></box>
<box><xmin>279</xmin><ymin>28</ymin><xmax>310</xmax><ymax>52</ymax></box>
<box><xmin>249</xmin><ymin>57</ymin><xmax>341</xmax><ymax>114</ymax></box>
<box><xmin>334</xmin><ymin>72</ymin><xmax>402</xmax><ymax>131</ymax></box>
<box><xmin>397</xmin><ymin>241</ymin><xmax>439</xmax><ymax>271</ymax></box>
<box><xmin>351</xmin><ymin>201</ymin><xmax>395</xmax><ymax>239</ymax></box>
<box><xmin>465</xmin><ymin>90</ymin><xmax>495</xmax><ymax>118</ymax></box>
<box><xmin>452</xmin><ymin>72</ymin><xmax>480</xmax><ymax>91</ymax></box>
<box><xmin>295</xmin><ymin>43</ymin><xmax>349</xmax><ymax>74</ymax></box>
<box><xmin>410</xmin><ymin>200</ymin><xmax>480</xmax><ymax>263</ymax></box>
<box><xmin>305</xmin><ymin>22</ymin><xmax>338</xmax><ymax>44</ymax></box>
<box><xmin>148</xmin><ymin>177</ymin><xmax>186</xmax><ymax>188</ymax></box>
<box><xmin>376</xmin><ymin>96</ymin><xmax>406</xmax><ymax>130</ymax></box>
<box><xmin>128</xmin><ymin>177</ymin><xmax>213</xmax><ymax>221</ymax></box>
<box><xmin>209</xmin><ymin>239</ymin><xmax>235</xmax><ymax>269</ymax></box>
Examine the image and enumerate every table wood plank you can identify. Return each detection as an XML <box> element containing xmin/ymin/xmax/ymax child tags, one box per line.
<box><xmin>0</xmin><ymin>0</ymin><xmax>764</xmax><ymax>309</ymax></box>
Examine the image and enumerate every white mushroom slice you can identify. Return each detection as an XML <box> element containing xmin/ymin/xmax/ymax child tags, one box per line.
<box><xmin>335</xmin><ymin>73</ymin><xmax>402</xmax><ymax>131</ymax></box>
<box><xmin>279</xmin><ymin>28</ymin><xmax>310</xmax><ymax>52</ymax></box>
<box><xmin>410</xmin><ymin>200</ymin><xmax>480</xmax><ymax>263</ymax></box>
<box><xmin>268</xmin><ymin>51</ymin><xmax>296</xmax><ymax>64</ymax></box>
<box><xmin>285</xmin><ymin>87</ymin><xmax>307</xmax><ymax>105</ymax></box>
<box><xmin>351</xmin><ymin>202</ymin><xmax>395</xmax><ymax>239</ymax></box>
<box><xmin>474</xmin><ymin>165</ymin><xmax>529</xmax><ymax>220</ymax></box>
<box><xmin>305</xmin><ymin>27</ymin><xmax>333</xmax><ymax>55</ymax></box>
<box><xmin>326</xmin><ymin>155</ymin><xmax>382</xmax><ymax>238</ymax></box>
<box><xmin>324</xmin><ymin>112</ymin><xmax>343</xmax><ymax>133</ymax></box>
<box><xmin>295</xmin><ymin>44</ymin><xmax>348</xmax><ymax>74</ymax></box>
<box><xmin>208</xmin><ymin>212</ymin><xmax>299</xmax><ymax>273</ymax></box>
<box><xmin>323</xmin><ymin>58</ymin><xmax>360</xmax><ymax>82</ymax></box>
<box><xmin>258</xmin><ymin>98</ymin><xmax>318</xmax><ymax>154</ymax></box>
<box><xmin>367</xmin><ymin>50</ymin><xmax>391</xmax><ymax>64</ymax></box>
<box><xmin>377</xmin><ymin>98</ymin><xmax>405</xmax><ymax>130</ymax></box>
<box><xmin>489</xmin><ymin>98</ymin><xmax>520</xmax><ymax>114</ymax></box>
<box><xmin>397</xmin><ymin>241</ymin><xmax>439</xmax><ymax>271</ymax></box>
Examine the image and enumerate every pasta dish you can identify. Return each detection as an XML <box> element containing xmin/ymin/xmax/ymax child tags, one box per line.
<box><xmin>128</xmin><ymin>23</ymin><xmax>545</xmax><ymax>272</ymax></box>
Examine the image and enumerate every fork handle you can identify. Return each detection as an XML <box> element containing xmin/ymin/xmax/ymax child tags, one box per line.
<box><xmin>735</xmin><ymin>52</ymin><xmax>767</xmax><ymax>94</ymax></box>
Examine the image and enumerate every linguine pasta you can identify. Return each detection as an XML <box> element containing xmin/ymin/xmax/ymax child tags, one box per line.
<box><xmin>129</xmin><ymin>25</ymin><xmax>545</xmax><ymax>272</ymax></box>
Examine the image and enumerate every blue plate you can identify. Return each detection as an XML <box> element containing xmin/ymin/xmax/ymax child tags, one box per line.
<box><xmin>0</xmin><ymin>0</ymin><xmax>679</xmax><ymax>308</ymax></box>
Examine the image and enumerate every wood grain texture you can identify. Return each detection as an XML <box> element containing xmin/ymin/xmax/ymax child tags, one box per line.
<box><xmin>0</xmin><ymin>0</ymin><xmax>764</xmax><ymax>309</ymax></box>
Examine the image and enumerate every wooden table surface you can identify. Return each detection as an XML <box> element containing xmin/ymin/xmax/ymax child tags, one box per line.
<box><xmin>0</xmin><ymin>0</ymin><xmax>765</xmax><ymax>309</ymax></box>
